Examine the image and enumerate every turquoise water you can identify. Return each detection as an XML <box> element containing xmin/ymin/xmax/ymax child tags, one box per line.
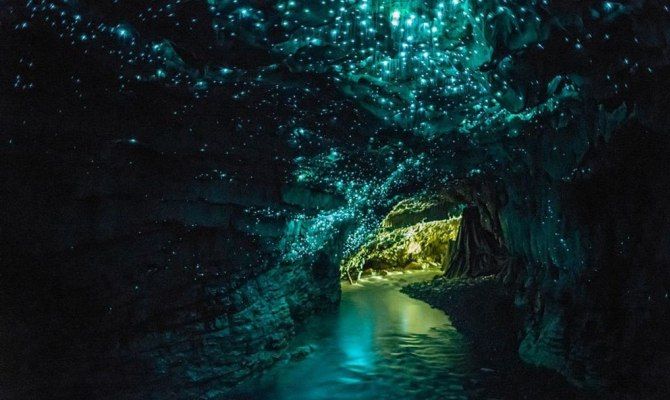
<box><xmin>229</xmin><ymin>271</ymin><xmax>473</xmax><ymax>400</ymax></box>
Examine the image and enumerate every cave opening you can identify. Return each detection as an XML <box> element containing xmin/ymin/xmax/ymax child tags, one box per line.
<box><xmin>339</xmin><ymin>190</ymin><xmax>510</xmax><ymax>284</ymax></box>
<box><xmin>341</xmin><ymin>196</ymin><xmax>464</xmax><ymax>283</ymax></box>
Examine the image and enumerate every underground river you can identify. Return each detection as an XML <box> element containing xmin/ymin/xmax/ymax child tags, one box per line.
<box><xmin>228</xmin><ymin>270</ymin><xmax>592</xmax><ymax>400</ymax></box>
<box><xmin>229</xmin><ymin>271</ymin><xmax>473</xmax><ymax>400</ymax></box>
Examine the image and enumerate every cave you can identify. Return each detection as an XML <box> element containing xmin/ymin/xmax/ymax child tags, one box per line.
<box><xmin>2</xmin><ymin>1</ymin><xmax>670</xmax><ymax>399</ymax></box>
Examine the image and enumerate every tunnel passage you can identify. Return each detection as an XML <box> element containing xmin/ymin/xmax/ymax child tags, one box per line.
<box><xmin>5</xmin><ymin>0</ymin><xmax>670</xmax><ymax>397</ymax></box>
<box><xmin>341</xmin><ymin>194</ymin><xmax>507</xmax><ymax>282</ymax></box>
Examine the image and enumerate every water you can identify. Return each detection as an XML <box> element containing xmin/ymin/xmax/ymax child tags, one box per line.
<box><xmin>229</xmin><ymin>271</ymin><xmax>473</xmax><ymax>400</ymax></box>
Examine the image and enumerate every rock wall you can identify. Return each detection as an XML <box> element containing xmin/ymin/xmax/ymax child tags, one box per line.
<box><xmin>444</xmin><ymin>206</ymin><xmax>506</xmax><ymax>279</ymax></box>
<box><xmin>427</xmin><ymin>1</ymin><xmax>670</xmax><ymax>394</ymax></box>
<box><xmin>341</xmin><ymin>198</ymin><xmax>461</xmax><ymax>277</ymax></box>
<box><xmin>1</xmin><ymin>134</ymin><xmax>345</xmax><ymax>399</ymax></box>
<box><xmin>415</xmin><ymin>117</ymin><xmax>670</xmax><ymax>398</ymax></box>
<box><xmin>0</xmin><ymin>30</ymin><xmax>350</xmax><ymax>397</ymax></box>
<box><xmin>500</xmin><ymin>119</ymin><xmax>670</xmax><ymax>394</ymax></box>
<box><xmin>437</xmin><ymin>112</ymin><xmax>670</xmax><ymax>394</ymax></box>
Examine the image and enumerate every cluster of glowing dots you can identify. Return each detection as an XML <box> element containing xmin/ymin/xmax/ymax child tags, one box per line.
<box><xmin>18</xmin><ymin>0</ymin><xmax>497</xmax><ymax>129</ymax></box>
<box><xmin>17</xmin><ymin>0</ymin><xmax>214</xmax><ymax>91</ymax></box>
<box><xmin>274</xmin><ymin>0</ymin><xmax>492</xmax><ymax>127</ymax></box>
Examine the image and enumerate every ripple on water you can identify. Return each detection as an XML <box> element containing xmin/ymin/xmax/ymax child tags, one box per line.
<box><xmin>228</xmin><ymin>271</ymin><xmax>473</xmax><ymax>400</ymax></box>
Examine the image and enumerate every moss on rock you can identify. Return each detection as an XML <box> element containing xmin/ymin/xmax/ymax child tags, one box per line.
<box><xmin>342</xmin><ymin>202</ymin><xmax>461</xmax><ymax>277</ymax></box>
<box><xmin>381</xmin><ymin>196</ymin><xmax>462</xmax><ymax>229</ymax></box>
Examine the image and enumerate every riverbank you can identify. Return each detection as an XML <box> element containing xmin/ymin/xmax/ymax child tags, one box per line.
<box><xmin>403</xmin><ymin>275</ymin><xmax>594</xmax><ymax>399</ymax></box>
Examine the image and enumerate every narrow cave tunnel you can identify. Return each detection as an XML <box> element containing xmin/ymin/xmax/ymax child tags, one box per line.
<box><xmin>341</xmin><ymin>196</ymin><xmax>464</xmax><ymax>281</ymax></box>
<box><xmin>2</xmin><ymin>1</ymin><xmax>670</xmax><ymax>399</ymax></box>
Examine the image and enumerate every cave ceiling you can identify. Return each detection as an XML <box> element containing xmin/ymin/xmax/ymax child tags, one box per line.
<box><xmin>10</xmin><ymin>0</ymin><xmax>666</xmax><ymax>258</ymax></box>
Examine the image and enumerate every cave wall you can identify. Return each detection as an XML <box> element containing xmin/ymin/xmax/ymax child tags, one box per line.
<box><xmin>0</xmin><ymin>27</ymin><xmax>353</xmax><ymax>398</ymax></box>
<box><xmin>1</xmin><ymin>124</ymin><xmax>346</xmax><ymax>399</ymax></box>
<box><xmin>441</xmin><ymin>101</ymin><xmax>670</xmax><ymax>395</ymax></box>
<box><xmin>444</xmin><ymin>205</ymin><xmax>506</xmax><ymax>279</ymax></box>
<box><xmin>494</xmin><ymin>116</ymin><xmax>670</xmax><ymax>393</ymax></box>
<box><xmin>438</xmin><ymin>1</ymin><xmax>670</xmax><ymax>393</ymax></box>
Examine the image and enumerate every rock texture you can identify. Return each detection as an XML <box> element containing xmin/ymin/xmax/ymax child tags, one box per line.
<box><xmin>341</xmin><ymin>197</ymin><xmax>461</xmax><ymax>278</ymax></box>
<box><xmin>402</xmin><ymin>277</ymin><xmax>593</xmax><ymax>399</ymax></box>
<box><xmin>403</xmin><ymin>2</ymin><xmax>670</xmax><ymax>395</ymax></box>
<box><xmin>444</xmin><ymin>206</ymin><xmax>507</xmax><ymax>278</ymax></box>
<box><xmin>1</xmin><ymin>135</ymin><xmax>346</xmax><ymax>399</ymax></box>
<box><xmin>0</xmin><ymin>34</ymin><xmax>351</xmax><ymax>398</ymax></box>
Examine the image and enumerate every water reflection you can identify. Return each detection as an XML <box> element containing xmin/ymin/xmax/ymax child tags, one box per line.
<box><xmin>229</xmin><ymin>271</ymin><xmax>472</xmax><ymax>400</ymax></box>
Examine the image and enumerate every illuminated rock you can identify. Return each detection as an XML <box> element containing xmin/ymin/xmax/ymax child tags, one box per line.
<box><xmin>342</xmin><ymin>197</ymin><xmax>461</xmax><ymax>277</ymax></box>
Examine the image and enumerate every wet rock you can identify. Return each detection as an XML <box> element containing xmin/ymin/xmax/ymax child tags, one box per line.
<box><xmin>405</xmin><ymin>262</ymin><xmax>424</xmax><ymax>271</ymax></box>
<box><xmin>444</xmin><ymin>206</ymin><xmax>507</xmax><ymax>279</ymax></box>
<box><xmin>342</xmin><ymin>205</ymin><xmax>461</xmax><ymax>277</ymax></box>
<box><xmin>290</xmin><ymin>345</ymin><xmax>315</xmax><ymax>361</ymax></box>
<box><xmin>381</xmin><ymin>196</ymin><xmax>461</xmax><ymax>229</ymax></box>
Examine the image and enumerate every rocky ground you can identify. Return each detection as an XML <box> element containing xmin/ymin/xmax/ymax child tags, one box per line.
<box><xmin>403</xmin><ymin>276</ymin><xmax>596</xmax><ymax>400</ymax></box>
